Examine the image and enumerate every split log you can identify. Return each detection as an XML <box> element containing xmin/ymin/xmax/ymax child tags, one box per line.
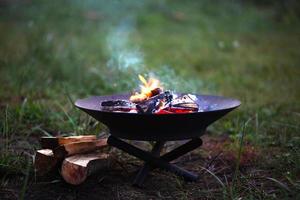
<box><xmin>40</xmin><ymin>135</ymin><xmax>97</xmax><ymax>149</ymax></box>
<box><xmin>53</xmin><ymin>138</ymin><xmax>108</xmax><ymax>160</ymax></box>
<box><xmin>61</xmin><ymin>152</ymin><xmax>110</xmax><ymax>185</ymax></box>
<box><xmin>34</xmin><ymin>149</ymin><xmax>58</xmax><ymax>176</ymax></box>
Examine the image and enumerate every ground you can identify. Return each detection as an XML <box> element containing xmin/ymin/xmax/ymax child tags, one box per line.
<box><xmin>0</xmin><ymin>0</ymin><xmax>300</xmax><ymax>199</ymax></box>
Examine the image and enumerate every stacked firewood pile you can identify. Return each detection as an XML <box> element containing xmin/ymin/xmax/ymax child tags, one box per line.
<box><xmin>34</xmin><ymin>135</ymin><xmax>109</xmax><ymax>185</ymax></box>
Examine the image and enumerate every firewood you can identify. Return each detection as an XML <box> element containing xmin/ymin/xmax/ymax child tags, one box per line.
<box><xmin>40</xmin><ymin>135</ymin><xmax>97</xmax><ymax>149</ymax></box>
<box><xmin>53</xmin><ymin>138</ymin><xmax>108</xmax><ymax>159</ymax></box>
<box><xmin>34</xmin><ymin>149</ymin><xmax>58</xmax><ymax>176</ymax></box>
<box><xmin>61</xmin><ymin>152</ymin><xmax>110</xmax><ymax>185</ymax></box>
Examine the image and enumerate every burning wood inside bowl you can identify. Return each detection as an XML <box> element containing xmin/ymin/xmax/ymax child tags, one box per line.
<box><xmin>101</xmin><ymin>75</ymin><xmax>199</xmax><ymax>114</ymax></box>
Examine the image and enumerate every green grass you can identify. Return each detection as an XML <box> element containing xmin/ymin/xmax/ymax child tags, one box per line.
<box><xmin>0</xmin><ymin>0</ymin><xmax>300</xmax><ymax>199</ymax></box>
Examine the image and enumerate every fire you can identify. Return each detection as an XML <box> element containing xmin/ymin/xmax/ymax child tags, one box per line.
<box><xmin>101</xmin><ymin>74</ymin><xmax>200</xmax><ymax>114</ymax></box>
<box><xmin>130</xmin><ymin>75</ymin><xmax>163</xmax><ymax>103</ymax></box>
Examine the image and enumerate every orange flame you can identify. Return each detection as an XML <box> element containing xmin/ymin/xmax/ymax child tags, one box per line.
<box><xmin>130</xmin><ymin>75</ymin><xmax>163</xmax><ymax>103</ymax></box>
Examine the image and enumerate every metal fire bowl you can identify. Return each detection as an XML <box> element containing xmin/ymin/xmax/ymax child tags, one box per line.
<box><xmin>75</xmin><ymin>94</ymin><xmax>241</xmax><ymax>141</ymax></box>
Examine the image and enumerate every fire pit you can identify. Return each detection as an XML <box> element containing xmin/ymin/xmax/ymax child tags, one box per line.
<box><xmin>75</xmin><ymin>76</ymin><xmax>241</xmax><ymax>186</ymax></box>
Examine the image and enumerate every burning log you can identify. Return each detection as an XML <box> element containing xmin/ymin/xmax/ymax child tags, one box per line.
<box><xmin>101</xmin><ymin>100</ymin><xmax>135</xmax><ymax>112</ymax></box>
<box><xmin>34</xmin><ymin>149</ymin><xmax>58</xmax><ymax>176</ymax></box>
<box><xmin>130</xmin><ymin>75</ymin><xmax>163</xmax><ymax>103</ymax></box>
<box><xmin>40</xmin><ymin>135</ymin><xmax>97</xmax><ymax>149</ymax></box>
<box><xmin>61</xmin><ymin>152</ymin><xmax>110</xmax><ymax>185</ymax></box>
<box><xmin>53</xmin><ymin>138</ymin><xmax>108</xmax><ymax>160</ymax></box>
<box><xmin>101</xmin><ymin>100</ymin><xmax>132</xmax><ymax>107</ymax></box>
<box><xmin>150</xmin><ymin>87</ymin><xmax>162</xmax><ymax>97</ymax></box>
<box><xmin>99</xmin><ymin>75</ymin><xmax>200</xmax><ymax>114</ymax></box>
<box><xmin>134</xmin><ymin>91</ymin><xmax>172</xmax><ymax>113</ymax></box>
<box><xmin>100</xmin><ymin>91</ymin><xmax>200</xmax><ymax>114</ymax></box>
<box><xmin>135</xmin><ymin>96</ymin><xmax>161</xmax><ymax>114</ymax></box>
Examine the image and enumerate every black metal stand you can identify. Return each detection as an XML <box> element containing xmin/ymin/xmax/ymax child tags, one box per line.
<box><xmin>107</xmin><ymin>135</ymin><xmax>203</xmax><ymax>187</ymax></box>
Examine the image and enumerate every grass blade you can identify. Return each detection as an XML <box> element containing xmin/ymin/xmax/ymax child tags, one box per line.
<box><xmin>200</xmin><ymin>166</ymin><xmax>225</xmax><ymax>188</ymax></box>
<box><xmin>266</xmin><ymin>177</ymin><xmax>291</xmax><ymax>192</ymax></box>
<box><xmin>19</xmin><ymin>159</ymin><xmax>31</xmax><ymax>200</ymax></box>
<box><xmin>32</xmin><ymin>126</ymin><xmax>53</xmax><ymax>137</ymax></box>
<box><xmin>233</xmin><ymin>118</ymin><xmax>252</xmax><ymax>184</ymax></box>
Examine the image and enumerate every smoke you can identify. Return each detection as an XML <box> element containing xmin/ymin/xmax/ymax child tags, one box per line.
<box><xmin>106</xmin><ymin>17</ymin><xmax>144</xmax><ymax>73</ymax></box>
<box><xmin>91</xmin><ymin>0</ymin><xmax>209</xmax><ymax>94</ymax></box>
<box><xmin>103</xmin><ymin>15</ymin><xmax>207</xmax><ymax>93</ymax></box>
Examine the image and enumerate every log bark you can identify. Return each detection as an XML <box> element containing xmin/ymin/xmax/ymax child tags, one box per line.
<box><xmin>61</xmin><ymin>152</ymin><xmax>110</xmax><ymax>185</ymax></box>
<box><xmin>34</xmin><ymin>149</ymin><xmax>58</xmax><ymax>176</ymax></box>
<box><xmin>53</xmin><ymin>138</ymin><xmax>108</xmax><ymax>160</ymax></box>
<box><xmin>40</xmin><ymin>135</ymin><xmax>97</xmax><ymax>149</ymax></box>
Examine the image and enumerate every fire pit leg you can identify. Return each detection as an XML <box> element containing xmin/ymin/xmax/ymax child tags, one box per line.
<box><xmin>108</xmin><ymin>136</ymin><xmax>199</xmax><ymax>183</ymax></box>
<box><xmin>161</xmin><ymin>138</ymin><xmax>202</xmax><ymax>162</ymax></box>
<box><xmin>133</xmin><ymin>141</ymin><xmax>165</xmax><ymax>187</ymax></box>
<box><xmin>133</xmin><ymin>138</ymin><xmax>202</xmax><ymax>186</ymax></box>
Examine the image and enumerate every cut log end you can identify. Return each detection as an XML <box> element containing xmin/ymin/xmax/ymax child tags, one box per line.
<box><xmin>34</xmin><ymin>149</ymin><xmax>58</xmax><ymax>176</ymax></box>
<box><xmin>61</xmin><ymin>153</ymin><xmax>110</xmax><ymax>185</ymax></box>
<box><xmin>61</xmin><ymin>158</ymin><xmax>88</xmax><ymax>185</ymax></box>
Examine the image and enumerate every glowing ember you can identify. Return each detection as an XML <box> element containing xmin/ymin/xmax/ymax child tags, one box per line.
<box><xmin>130</xmin><ymin>75</ymin><xmax>163</xmax><ymax>103</ymax></box>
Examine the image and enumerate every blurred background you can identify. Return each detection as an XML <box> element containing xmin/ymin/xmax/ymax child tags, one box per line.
<box><xmin>1</xmin><ymin>0</ymin><xmax>299</xmax><ymax>137</ymax></box>
<box><xmin>0</xmin><ymin>0</ymin><xmax>299</xmax><ymax>199</ymax></box>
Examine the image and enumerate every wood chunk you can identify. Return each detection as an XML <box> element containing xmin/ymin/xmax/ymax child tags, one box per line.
<box><xmin>61</xmin><ymin>152</ymin><xmax>110</xmax><ymax>185</ymax></box>
<box><xmin>53</xmin><ymin>138</ymin><xmax>108</xmax><ymax>159</ymax></box>
<box><xmin>40</xmin><ymin>135</ymin><xmax>97</xmax><ymax>149</ymax></box>
<box><xmin>101</xmin><ymin>100</ymin><xmax>132</xmax><ymax>107</ymax></box>
<box><xmin>101</xmin><ymin>100</ymin><xmax>135</xmax><ymax>112</ymax></box>
<box><xmin>34</xmin><ymin>149</ymin><xmax>58</xmax><ymax>176</ymax></box>
<box><xmin>150</xmin><ymin>88</ymin><xmax>162</xmax><ymax>96</ymax></box>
